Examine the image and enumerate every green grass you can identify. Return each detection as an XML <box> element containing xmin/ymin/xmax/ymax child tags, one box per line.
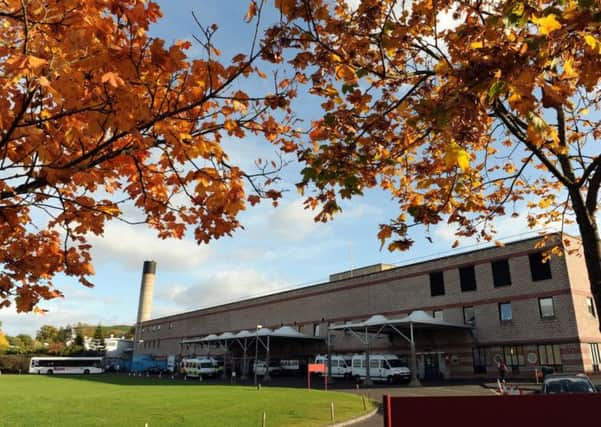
<box><xmin>0</xmin><ymin>375</ymin><xmax>375</xmax><ymax>427</ymax></box>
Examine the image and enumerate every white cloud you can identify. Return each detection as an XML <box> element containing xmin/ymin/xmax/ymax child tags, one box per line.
<box><xmin>432</xmin><ymin>215</ymin><xmax>563</xmax><ymax>247</ymax></box>
<box><xmin>88</xmin><ymin>222</ymin><xmax>212</xmax><ymax>272</ymax></box>
<box><xmin>1</xmin><ymin>302</ymin><xmax>130</xmax><ymax>337</ymax></box>
<box><xmin>267</xmin><ymin>198</ymin><xmax>324</xmax><ymax>241</ymax></box>
<box><xmin>154</xmin><ymin>269</ymin><xmax>289</xmax><ymax>313</ymax></box>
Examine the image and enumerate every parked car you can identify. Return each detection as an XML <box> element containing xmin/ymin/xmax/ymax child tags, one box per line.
<box><xmin>253</xmin><ymin>361</ymin><xmax>281</xmax><ymax>376</ymax></box>
<box><xmin>542</xmin><ymin>374</ymin><xmax>598</xmax><ymax>394</ymax></box>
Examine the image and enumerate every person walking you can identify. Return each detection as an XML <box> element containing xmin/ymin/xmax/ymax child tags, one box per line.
<box><xmin>497</xmin><ymin>359</ymin><xmax>508</xmax><ymax>382</ymax></box>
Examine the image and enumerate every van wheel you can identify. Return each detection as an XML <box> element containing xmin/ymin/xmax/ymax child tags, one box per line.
<box><xmin>84</xmin><ymin>369</ymin><xmax>90</xmax><ymax>375</ymax></box>
<box><xmin>47</xmin><ymin>370</ymin><xmax>53</xmax><ymax>375</ymax></box>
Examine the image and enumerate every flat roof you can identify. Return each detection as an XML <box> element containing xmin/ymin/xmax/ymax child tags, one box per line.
<box><xmin>142</xmin><ymin>231</ymin><xmax>567</xmax><ymax>325</ymax></box>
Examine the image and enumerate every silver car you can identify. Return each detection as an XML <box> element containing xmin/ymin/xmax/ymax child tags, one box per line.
<box><xmin>542</xmin><ymin>374</ymin><xmax>597</xmax><ymax>394</ymax></box>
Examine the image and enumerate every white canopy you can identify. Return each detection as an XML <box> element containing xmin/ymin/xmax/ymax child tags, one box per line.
<box><xmin>184</xmin><ymin>325</ymin><xmax>323</xmax><ymax>344</ymax></box>
<box><xmin>329</xmin><ymin>310</ymin><xmax>471</xmax><ymax>331</ymax></box>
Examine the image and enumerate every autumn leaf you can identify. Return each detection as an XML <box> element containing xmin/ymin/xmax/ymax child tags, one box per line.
<box><xmin>531</xmin><ymin>14</ymin><xmax>561</xmax><ymax>36</ymax></box>
<box><xmin>444</xmin><ymin>142</ymin><xmax>470</xmax><ymax>171</ymax></box>
<box><xmin>335</xmin><ymin>64</ymin><xmax>356</xmax><ymax>82</ymax></box>
<box><xmin>244</xmin><ymin>1</ymin><xmax>257</xmax><ymax>22</ymax></box>
<box><xmin>101</xmin><ymin>72</ymin><xmax>125</xmax><ymax>87</ymax></box>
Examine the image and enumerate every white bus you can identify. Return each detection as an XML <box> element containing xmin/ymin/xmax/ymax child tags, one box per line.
<box><xmin>29</xmin><ymin>357</ymin><xmax>104</xmax><ymax>375</ymax></box>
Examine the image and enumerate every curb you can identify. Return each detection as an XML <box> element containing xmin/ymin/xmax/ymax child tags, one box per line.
<box><xmin>329</xmin><ymin>407</ymin><xmax>379</xmax><ymax>427</ymax></box>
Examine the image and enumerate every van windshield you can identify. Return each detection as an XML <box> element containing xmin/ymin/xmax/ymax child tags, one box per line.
<box><xmin>200</xmin><ymin>363</ymin><xmax>213</xmax><ymax>368</ymax></box>
<box><xmin>387</xmin><ymin>359</ymin><xmax>404</xmax><ymax>368</ymax></box>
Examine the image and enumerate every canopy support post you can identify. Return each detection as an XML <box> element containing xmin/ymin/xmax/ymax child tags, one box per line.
<box><xmin>409</xmin><ymin>322</ymin><xmax>421</xmax><ymax>386</ymax></box>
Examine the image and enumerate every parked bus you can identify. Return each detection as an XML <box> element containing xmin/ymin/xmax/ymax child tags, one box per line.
<box><xmin>29</xmin><ymin>357</ymin><xmax>104</xmax><ymax>375</ymax></box>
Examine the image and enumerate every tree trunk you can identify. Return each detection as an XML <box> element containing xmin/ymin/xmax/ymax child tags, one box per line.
<box><xmin>569</xmin><ymin>189</ymin><xmax>601</xmax><ymax>332</ymax></box>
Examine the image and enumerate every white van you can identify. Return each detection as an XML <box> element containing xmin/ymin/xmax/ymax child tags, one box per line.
<box><xmin>351</xmin><ymin>354</ymin><xmax>411</xmax><ymax>383</ymax></box>
<box><xmin>314</xmin><ymin>354</ymin><xmax>353</xmax><ymax>378</ymax></box>
<box><xmin>253</xmin><ymin>360</ymin><xmax>281</xmax><ymax>376</ymax></box>
<box><xmin>181</xmin><ymin>357</ymin><xmax>219</xmax><ymax>378</ymax></box>
<box><xmin>280</xmin><ymin>359</ymin><xmax>301</xmax><ymax>375</ymax></box>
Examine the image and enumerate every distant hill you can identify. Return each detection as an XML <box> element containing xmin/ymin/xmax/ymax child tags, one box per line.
<box><xmin>74</xmin><ymin>324</ymin><xmax>134</xmax><ymax>339</ymax></box>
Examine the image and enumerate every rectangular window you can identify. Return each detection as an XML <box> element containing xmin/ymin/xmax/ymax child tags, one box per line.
<box><xmin>539</xmin><ymin>297</ymin><xmax>555</xmax><ymax>319</ymax></box>
<box><xmin>587</xmin><ymin>298</ymin><xmax>596</xmax><ymax>317</ymax></box>
<box><xmin>472</xmin><ymin>347</ymin><xmax>487</xmax><ymax>374</ymax></box>
<box><xmin>529</xmin><ymin>252</ymin><xmax>552</xmax><ymax>281</ymax></box>
<box><xmin>591</xmin><ymin>344</ymin><xmax>601</xmax><ymax>373</ymax></box>
<box><xmin>433</xmin><ymin>309</ymin><xmax>444</xmax><ymax>320</ymax></box>
<box><xmin>369</xmin><ymin>359</ymin><xmax>379</xmax><ymax>369</ymax></box>
<box><xmin>499</xmin><ymin>302</ymin><xmax>512</xmax><ymax>322</ymax></box>
<box><xmin>459</xmin><ymin>265</ymin><xmax>477</xmax><ymax>292</ymax></box>
<box><xmin>430</xmin><ymin>271</ymin><xmax>445</xmax><ymax>296</ymax></box>
<box><xmin>491</xmin><ymin>259</ymin><xmax>512</xmax><ymax>287</ymax></box>
<box><xmin>538</xmin><ymin>344</ymin><xmax>562</xmax><ymax>372</ymax></box>
<box><xmin>503</xmin><ymin>345</ymin><xmax>524</xmax><ymax>374</ymax></box>
<box><xmin>463</xmin><ymin>306</ymin><xmax>475</xmax><ymax>325</ymax></box>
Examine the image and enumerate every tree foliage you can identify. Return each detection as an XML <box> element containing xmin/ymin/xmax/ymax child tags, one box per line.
<box><xmin>0</xmin><ymin>330</ymin><xmax>9</xmax><ymax>352</ymax></box>
<box><xmin>263</xmin><ymin>0</ymin><xmax>601</xmax><ymax>326</ymax></box>
<box><xmin>36</xmin><ymin>325</ymin><xmax>58</xmax><ymax>343</ymax></box>
<box><xmin>0</xmin><ymin>1</ymin><xmax>295</xmax><ymax>312</ymax></box>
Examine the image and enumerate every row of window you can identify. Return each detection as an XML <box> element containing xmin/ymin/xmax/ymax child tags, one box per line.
<box><xmin>432</xmin><ymin>297</ymin><xmax>559</xmax><ymax>325</ymax></box>
<box><xmin>143</xmin><ymin>339</ymin><xmax>160</xmax><ymax>349</ymax></box>
<box><xmin>472</xmin><ymin>344</ymin><xmax>562</xmax><ymax>374</ymax></box>
<box><xmin>141</xmin><ymin>322</ymin><xmax>175</xmax><ymax>334</ymax></box>
<box><xmin>430</xmin><ymin>253</ymin><xmax>552</xmax><ymax>297</ymax></box>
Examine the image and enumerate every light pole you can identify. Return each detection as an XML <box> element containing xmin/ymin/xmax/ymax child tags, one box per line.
<box><xmin>254</xmin><ymin>324</ymin><xmax>262</xmax><ymax>386</ymax></box>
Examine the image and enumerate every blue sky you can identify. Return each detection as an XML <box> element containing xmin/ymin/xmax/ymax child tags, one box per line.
<box><xmin>2</xmin><ymin>1</ymin><xmax>560</xmax><ymax>336</ymax></box>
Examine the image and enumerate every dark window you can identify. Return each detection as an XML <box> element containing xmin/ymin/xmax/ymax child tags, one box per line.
<box><xmin>491</xmin><ymin>259</ymin><xmax>512</xmax><ymax>287</ymax></box>
<box><xmin>430</xmin><ymin>271</ymin><xmax>445</xmax><ymax>296</ymax></box>
<box><xmin>587</xmin><ymin>298</ymin><xmax>596</xmax><ymax>317</ymax></box>
<box><xmin>472</xmin><ymin>347</ymin><xmax>487</xmax><ymax>374</ymax></box>
<box><xmin>499</xmin><ymin>302</ymin><xmax>512</xmax><ymax>322</ymax></box>
<box><xmin>459</xmin><ymin>265</ymin><xmax>477</xmax><ymax>292</ymax></box>
<box><xmin>538</xmin><ymin>344</ymin><xmax>562</xmax><ymax>372</ymax></box>
<box><xmin>591</xmin><ymin>344</ymin><xmax>600</xmax><ymax>373</ymax></box>
<box><xmin>538</xmin><ymin>297</ymin><xmax>555</xmax><ymax>319</ymax></box>
<box><xmin>463</xmin><ymin>306</ymin><xmax>475</xmax><ymax>325</ymax></box>
<box><xmin>529</xmin><ymin>252</ymin><xmax>552</xmax><ymax>281</ymax></box>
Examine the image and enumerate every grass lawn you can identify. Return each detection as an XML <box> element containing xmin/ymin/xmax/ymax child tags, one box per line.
<box><xmin>0</xmin><ymin>374</ymin><xmax>375</xmax><ymax>427</ymax></box>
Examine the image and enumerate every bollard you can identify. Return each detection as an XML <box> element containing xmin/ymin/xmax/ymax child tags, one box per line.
<box><xmin>262</xmin><ymin>411</ymin><xmax>266</xmax><ymax>427</ymax></box>
<box><xmin>171</xmin><ymin>375</ymin><xmax>174</xmax><ymax>380</ymax></box>
<box><xmin>199</xmin><ymin>375</ymin><xmax>203</xmax><ymax>382</ymax></box>
<box><xmin>355</xmin><ymin>383</ymin><xmax>359</xmax><ymax>391</ymax></box>
<box><xmin>362</xmin><ymin>394</ymin><xmax>367</xmax><ymax>410</ymax></box>
<box><xmin>330</xmin><ymin>402</ymin><xmax>335</xmax><ymax>422</ymax></box>
<box><xmin>257</xmin><ymin>383</ymin><xmax>261</xmax><ymax>390</ymax></box>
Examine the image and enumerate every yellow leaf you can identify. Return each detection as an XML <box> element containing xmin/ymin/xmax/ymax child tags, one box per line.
<box><xmin>581</xmin><ymin>108</ymin><xmax>589</xmax><ymax>115</ymax></box>
<box><xmin>562</xmin><ymin>58</ymin><xmax>577</xmax><ymax>79</ymax></box>
<box><xmin>444</xmin><ymin>141</ymin><xmax>470</xmax><ymax>171</ymax></box>
<box><xmin>470</xmin><ymin>41</ymin><xmax>483</xmax><ymax>49</ymax></box>
<box><xmin>584</xmin><ymin>35</ymin><xmax>597</xmax><ymax>50</ymax></box>
<box><xmin>532</xmin><ymin>14</ymin><xmax>561</xmax><ymax>36</ymax></box>
<box><xmin>512</xmin><ymin>2</ymin><xmax>525</xmax><ymax>17</ymax></box>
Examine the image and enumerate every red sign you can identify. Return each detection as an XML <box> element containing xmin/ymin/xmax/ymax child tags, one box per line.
<box><xmin>308</xmin><ymin>363</ymin><xmax>326</xmax><ymax>373</ymax></box>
